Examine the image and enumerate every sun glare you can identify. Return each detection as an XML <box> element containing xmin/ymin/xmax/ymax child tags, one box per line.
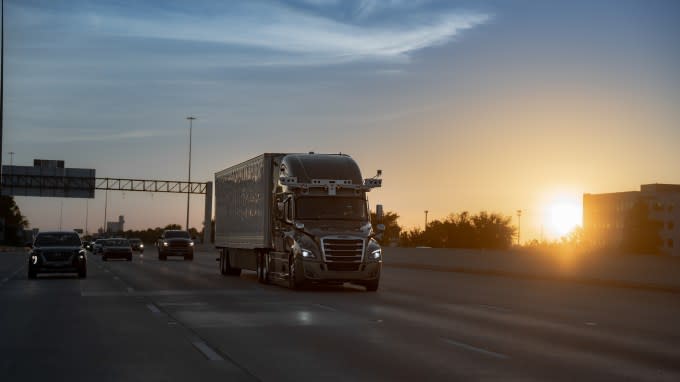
<box><xmin>548</xmin><ymin>201</ymin><xmax>582</xmax><ymax>237</ymax></box>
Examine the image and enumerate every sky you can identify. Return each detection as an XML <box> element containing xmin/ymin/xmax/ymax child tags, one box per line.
<box><xmin>3</xmin><ymin>0</ymin><xmax>680</xmax><ymax>241</ymax></box>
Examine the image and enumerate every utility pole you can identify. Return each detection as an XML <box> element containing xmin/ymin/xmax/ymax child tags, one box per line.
<box><xmin>59</xmin><ymin>200</ymin><xmax>63</xmax><ymax>231</ymax></box>
<box><xmin>85</xmin><ymin>199</ymin><xmax>89</xmax><ymax>235</ymax></box>
<box><xmin>186</xmin><ymin>116</ymin><xmax>196</xmax><ymax>231</ymax></box>
<box><xmin>1</xmin><ymin>0</ymin><xmax>5</xmax><ymax>189</ymax></box>
<box><xmin>104</xmin><ymin>189</ymin><xmax>108</xmax><ymax>234</ymax></box>
<box><xmin>424</xmin><ymin>210</ymin><xmax>429</xmax><ymax>231</ymax></box>
<box><xmin>516</xmin><ymin>209</ymin><xmax>522</xmax><ymax>246</ymax></box>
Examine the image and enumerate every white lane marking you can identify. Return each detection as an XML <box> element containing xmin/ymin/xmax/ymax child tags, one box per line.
<box><xmin>147</xmin><ymin>304</ymin><xmax>162</xmax><ymax>315</ymax></box>
<box><xmin>2</xmin><ymin>265</ymin><xmax>26</xmax><ymax>284</ymax></box>
<box><xmin>313</xmin><ymin>303</ymin><xmax>337</xmax><ymax>312</ymax></box>
<box><xmin>441</xmin><ymin>338</ymin><xmax>509</xmax><ymax>360</ymax></box>
<box><xmin>478</xmin><ymin>304</ymin><xmax>511</xmax><ymax>312</ymax></box>
<box><xmin>157</xmin><ymin>302</ymin><xmax>207</xmax><ymax>307</ymax></box>
<box><xmin>585</xmin><ymin>322</ymin><xmax>597</xmax><ymax>326</ymax></box>
<box><xmin>192</xmin><ymin>341</ymin><xmax>224</xmax><ymax>361</ymax></box>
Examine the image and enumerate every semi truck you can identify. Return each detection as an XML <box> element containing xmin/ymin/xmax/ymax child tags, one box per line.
<box><xmin>214</xmin><ymin>153</ymin><xmax>384</xmax><ymax>291</ymax></box>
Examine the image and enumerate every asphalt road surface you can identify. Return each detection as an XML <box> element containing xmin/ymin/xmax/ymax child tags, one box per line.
<box><xmin>1</xmin><ymin>248</ymin><xmax>679</xmax><ymax>381</ymax></box>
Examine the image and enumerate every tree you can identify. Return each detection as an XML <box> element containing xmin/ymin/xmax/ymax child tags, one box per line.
<box><xmin>370</xmin><ymin>211</ymin><xmax>401</xmax><ymax>245</ymax></box>
<box><xmin>398</xmin><ymin>210</ymin><xmax>515</xmax><ymax>250</ymax></box>
<box><xmin>0</xmin><ymin>196</ymin><xmax>29</xmax><ymax>245</ymax></box>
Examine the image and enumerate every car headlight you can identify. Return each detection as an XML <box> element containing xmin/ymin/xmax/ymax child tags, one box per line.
<box><xmin>139</xmin><ymin>244</ymin><xmax>144</xmax><ymax>248</ymax></box>
<box><xmin>189</xmin><ymin>242</ymin><xmax>194</xmax><ymax>247</ymax></box>
<box><xmin>301</xmin><ymin>249</ymin><xmax>315</xmax><ymax>259</ymax></box>
<box><xmin>30</xmin><ymin>255</ymin><xmax>38</xmax><ymax>265</ymax></box>
<box><xmin>370</xmin><ymin>249</ymin><xmax>382</xmax><ymax>260</ymax></box>
<box><xmin>163</xmin><ymin>241</ymin><xmax>169</xmax><ymax>247</ymax></box>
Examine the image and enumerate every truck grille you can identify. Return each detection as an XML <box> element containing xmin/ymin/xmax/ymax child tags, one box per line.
<box><xmin>327</xmin><ymin>263</ymin><xmax>362</xmax><ymax>272</ymax></box>
<box><xmin>322</xmin><ymin>237</ymin><xmax>364</xmax><ymax>266</ymax></box>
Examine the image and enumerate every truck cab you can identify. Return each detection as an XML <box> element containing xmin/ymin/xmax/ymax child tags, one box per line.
<box><xmin>273</xmin><ymin>154</ymin><xmax>384</xmax><ymax>290</ymax></box>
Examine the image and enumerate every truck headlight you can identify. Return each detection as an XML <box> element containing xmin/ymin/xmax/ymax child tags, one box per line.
<box><xmin>189</xmin><ymin>242</ymin><xmax>194</xmax><ymax>247</ymax></box>
<box><xmin>370</xmin><ymin>249</ymin><xmax>382</xmax><ymax>260</ymax></box>
<box><xmin>140</xmin><ymin>244</ymin><xmax>144</xmax><ymax>248</ymax></box>
<box><xmin>31</xmin><ymin>255</ymin><xmax>38</xmax><ymax>265</ymax></box>
<box><xmin>301</xmin><ymin>249</ymin><xmax>315</xmax><ymax>259</ymax></box>
<box><xmin>163</xmin><ymin>241</ymin><xmax>169</xmax><ymax>247</ymax></box>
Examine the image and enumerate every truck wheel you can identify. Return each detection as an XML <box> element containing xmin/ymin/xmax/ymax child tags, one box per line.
<box><xmin>288</xmin><ymin>255</ymin><xmax>306</xmax><ymax>290</ymax></box>
<box><xmin>219</xmin><ymin>251</ymin><xmax>227</xmax><ymax>275</ymax></box>
<box><xmin>257</xmin><ymin>253</ymin><xmax>271</xmax><ymax>284</ymax></box>
<box><xmin>78</xmin><ymin>267</ymin><xmax>87</xmax><ymax>279</ymax></box>
<box><xmin>28</xmin><ymin>268</ymin><xmax>37</xmax><ymax>279</ymax></box>
<box><xmin>221</xmin><ymin>249</ymin><xmax>241</xmax><ymax>276</ymax></box>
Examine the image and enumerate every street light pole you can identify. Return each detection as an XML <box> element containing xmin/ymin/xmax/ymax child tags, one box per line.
<box><xmin>186</xmin><ymin>116</ymin><xmax>196</xmax><ymax>232</ymax></box>
<box><xmin>516</xmin><ymin>209</ymin><xmax>522</xmax><ymax>246</ymax></box>
<box><xmin>424</xmin><ymin>210</ymin><xmax>429</xmax><ymax>231</ymax></box>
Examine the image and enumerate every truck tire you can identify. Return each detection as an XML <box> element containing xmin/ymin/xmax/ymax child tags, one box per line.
<box><xmin>219</xmin><ymin>251</ymin><xmax>227</xmax><ymax>275</ymax></box>
<box><xmin>257</xmin><ymin>252</ymin><xmax>270</xmax><ymax>284</ymax></box>
<box><xmin>288</xmin><ymin>254</ymin><xmax>306</xmax><ymax>290</ymax></box>
<box><xmin>78</xmin><ymin>267</ymin><xmax>87</xmax><ymax>279</ymax></box>
<box><xmin>220</xmin><ymin>249</ymin><xmax>241</xmax><ymax>276</ymax></box>
<box><xmin>28</xmin><ymin>268</ymin><xmax>37</xmax><ymax>279</ymax></box>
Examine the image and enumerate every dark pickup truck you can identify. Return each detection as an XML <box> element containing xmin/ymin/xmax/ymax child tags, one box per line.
<box><xmin>156</xmin><ymin>230</ymin><xmax>194</xmax><ymax>261</ymax></box>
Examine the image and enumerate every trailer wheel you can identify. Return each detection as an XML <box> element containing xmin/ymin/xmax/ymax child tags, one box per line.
<box><xmin>257</xmin><ymin>252</ymin><xmax>270</xmax><ymax>284</ymax></box>
<box><xmin>219</xmin><ymin>251</ymin><xmax>227</xmax><ymax>275</ymax></box>
<box><xmin>221</xmin><ymin>249</ymin><xmax>241</xmax><ymax>276</ymax></box>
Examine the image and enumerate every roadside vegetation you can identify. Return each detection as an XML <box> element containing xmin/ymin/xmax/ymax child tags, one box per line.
<box><xmin>0</xmin><ymin>196</ymin><xmax>29</xmax><ymax>246</ymax></box>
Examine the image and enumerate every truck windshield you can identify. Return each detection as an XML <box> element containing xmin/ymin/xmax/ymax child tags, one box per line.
<box><xmin>296</xmin><ymin>197</ymin><xmax>367</xmax><ymax>221</ymax></box>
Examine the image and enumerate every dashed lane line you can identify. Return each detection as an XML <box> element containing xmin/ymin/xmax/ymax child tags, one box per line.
<box><xmin>147</xmin><ymin>303</ymin><xmax>162</xmax><ymax>315</ymax></box>
<box><xmin>441</xmin><ymin>338</ymin><xmax>509</xmax><ymax>360</ymax></box>
<box><xmin>1</xmin><ymin>264</ymin><xmax>26</xmax><ymax>285</ymax></box>
<box><xmin>192</xmin><ymin>341</ymin><xmax>224</xmax><ymax>361</ymax></box>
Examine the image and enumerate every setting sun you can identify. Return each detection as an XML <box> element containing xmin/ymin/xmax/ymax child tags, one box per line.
<box><xmin>547</xmin><ymin>200</ymin><xmax>582</xmax><ymax>237</ymax></box>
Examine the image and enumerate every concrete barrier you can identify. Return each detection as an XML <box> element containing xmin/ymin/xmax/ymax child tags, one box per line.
<box><xmin>383</xmin><ymin>247</ymin><xmax>680</xmax><ymax>292</ymax></box>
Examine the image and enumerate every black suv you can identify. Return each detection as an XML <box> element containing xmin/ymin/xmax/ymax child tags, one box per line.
<box><xmin>28</xmin><ymin>231</ymin><xmax>87</xmax><ymax>278</ymax></box>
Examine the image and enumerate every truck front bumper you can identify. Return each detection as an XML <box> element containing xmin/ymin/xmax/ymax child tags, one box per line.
<box><xmin>301</xmin><ymin>261</ymin><xmax>381</xmax><ymax>282</ymax></box>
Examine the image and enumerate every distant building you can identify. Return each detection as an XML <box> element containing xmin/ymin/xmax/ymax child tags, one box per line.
<box><xmin>107</xmin><ymin>215</ymin><xmax>125</xmax><ymax>234</ymax></box>
<box><xmin>583</xmin><ymin>184</ymin><xmax>680</xmax><ymax>256</ymax></box>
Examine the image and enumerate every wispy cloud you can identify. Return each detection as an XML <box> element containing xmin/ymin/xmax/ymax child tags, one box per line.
<box><xmin>13</xmin><ymin>1</ymin><xmax>491</xmax><ymax>66</ymax></box>
<box><xmin>34</xmin><ymin>130</ymin><xmax>182</xmax><ymax>144</ymax></box>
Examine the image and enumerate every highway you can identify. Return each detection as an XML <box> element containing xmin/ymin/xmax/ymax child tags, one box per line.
<box><xmin>1</xmin><ymin>248</ymin><xmax>679</xmax><ymax>381</ymax></box>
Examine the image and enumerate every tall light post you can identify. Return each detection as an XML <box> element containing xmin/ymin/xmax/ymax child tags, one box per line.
<box><xmin>424</xmin><ymin>210</ymin><xmax>429</xmax><ymax>231</ymax></box>
<box><xmin>516</xmin><ymin>209</ymin><xmax>522</xmax><ymax>246</ymax></box>
<box><xmin>186</xmin><ymin>116</ymin><xmax>196</xmax><ymax>232</ymax></box>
